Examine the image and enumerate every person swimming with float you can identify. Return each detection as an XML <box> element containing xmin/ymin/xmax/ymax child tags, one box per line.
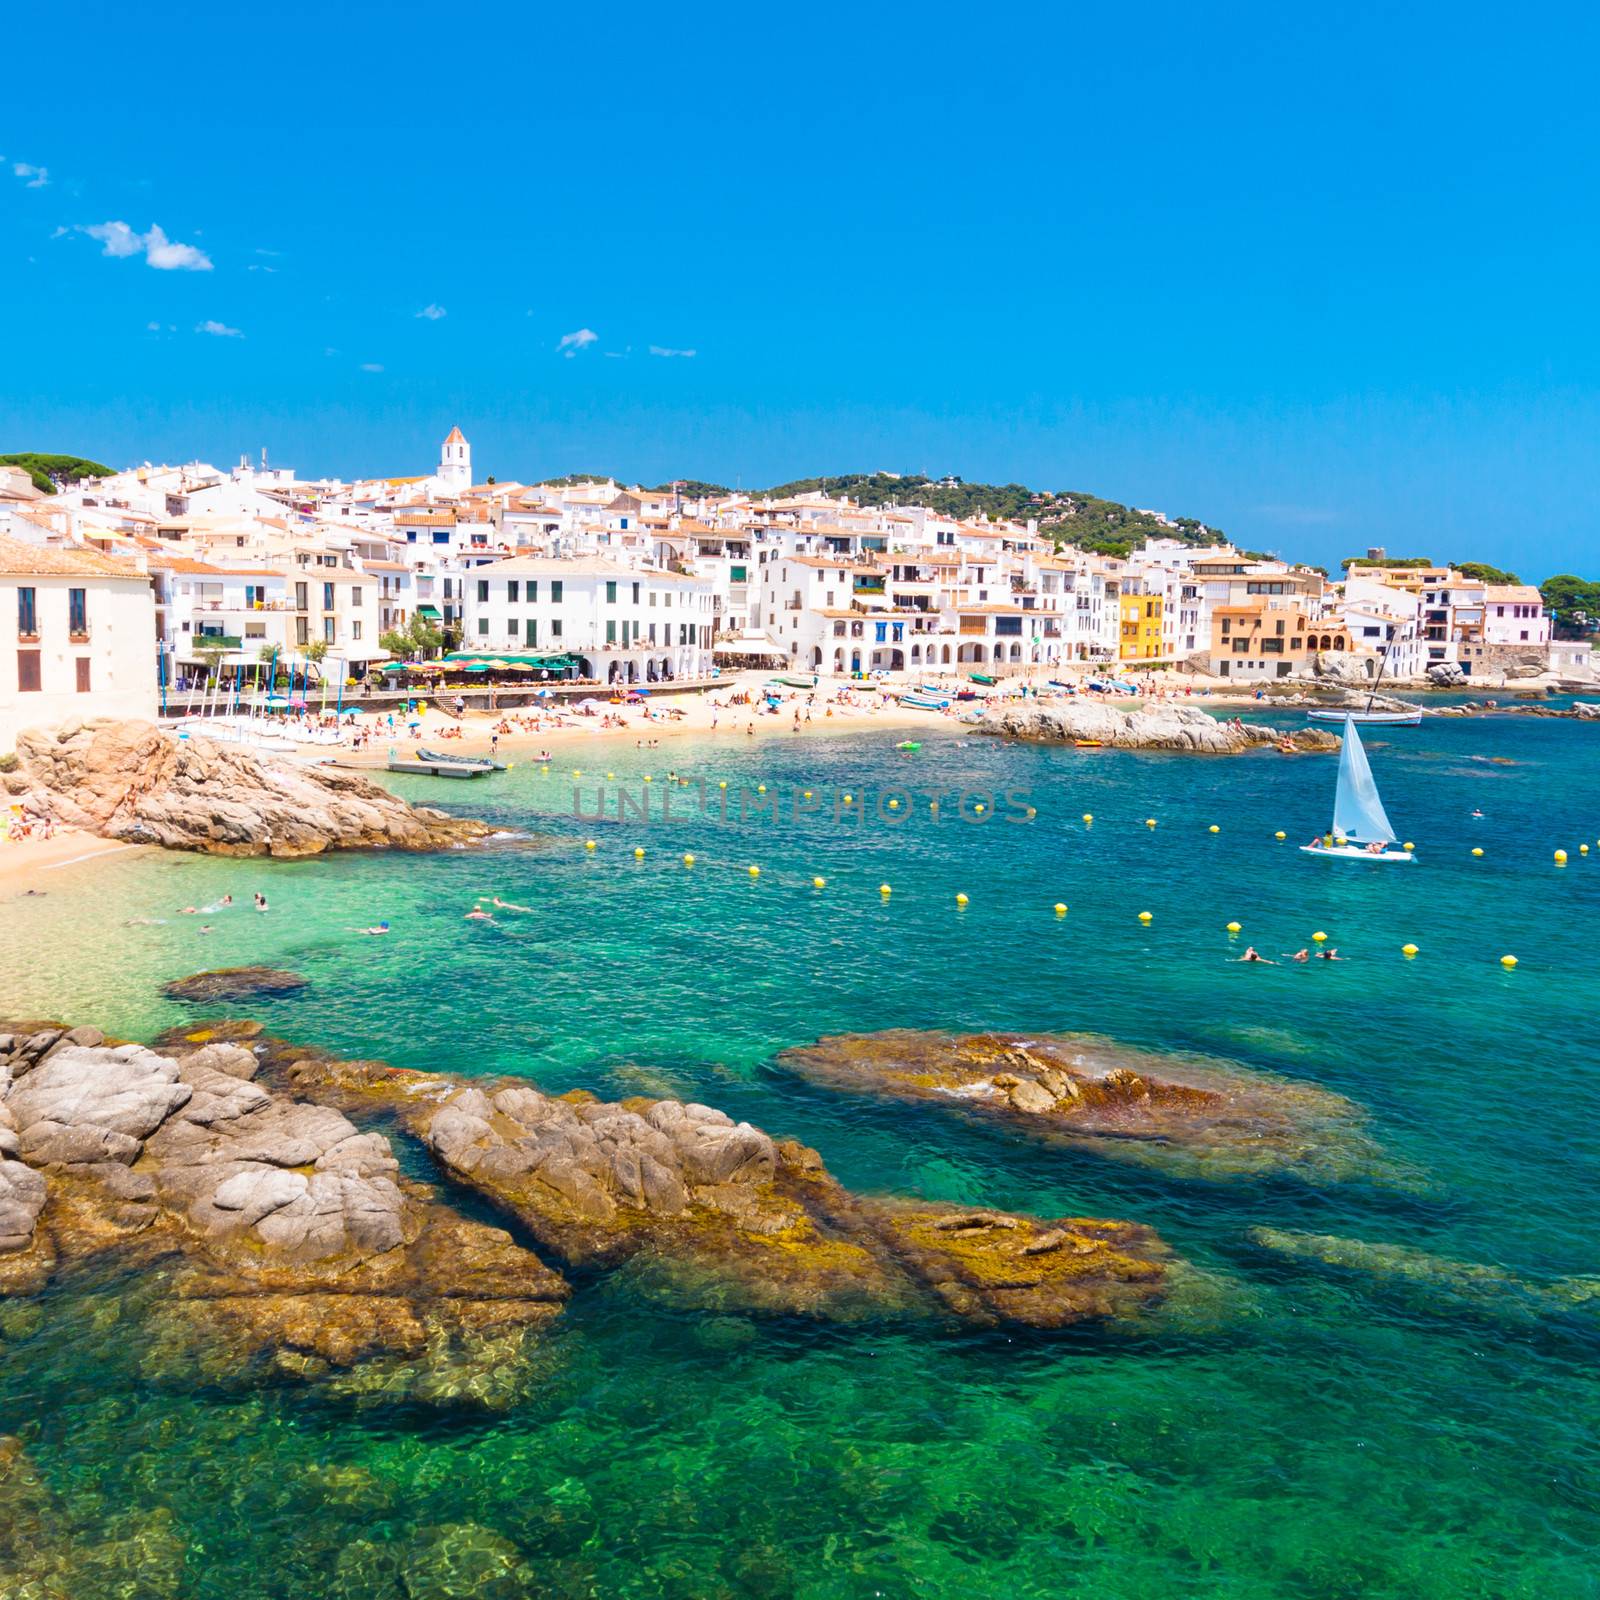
<box><xmin>362</xmin><ymin>921</ymin><xmax>391</xmax><ymax>935</ymax></box>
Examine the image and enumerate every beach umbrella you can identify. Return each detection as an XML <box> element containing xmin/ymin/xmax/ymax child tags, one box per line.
<box><xmin>535</xmin><ymin>688</ymin><xmax>553</xmax><ymax>699</ymax></box>
<box><xmin>338</xmin><ymin>705</ymin><xmax>360</xmax><ymax>717</ymax></box>
<box><xmin>464</xmin><ymin>664</ymin><xmax>490</xmax><ymax>672</ymax></box>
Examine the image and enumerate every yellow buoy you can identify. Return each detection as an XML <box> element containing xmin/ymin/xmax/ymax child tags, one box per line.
<box><xmin>572</xmin><ymin>770</ymin><xmax>581</xmax><ymax>778</ymax></box>
<box><xmin>1226</xmin><ymin>921</ymin><xmax>1241</xmax><ymax>933</ymax></box>
<box><xmin>1500</xmin><ymin>954</ymin><xmax>1518</xmax><ymax>968</ymax></box>
<box><xmin>1054</xmin><ymin>903</ymin><xmax>1068</xmax><ymax>916</ymax></box>
<box><xmin>843</xmin><ymin>792</ymin><xmax>853</xmax><ymax>804</ymax></box>
<box><xmin>1583</xmin><ymin>844</ymin><xmax>1590</xmax><ymax>855</ymax></box>
<box><xmin>1275</xmin><ymin>830</ymin><xmax>1286</xmax><ymax>840</ymax></box>
<box><xmin>757</xmin><ymin>784</ymin><xmax>766</xmax><ymax>794</ymax></box>
<box><xmin>718</xmin><ymin>780</ymin><xmax>727</xmax><ymax>789</ymax></box>
<box><xmin>974</xmin><ymin>803</ymin><xmax>986</xmax><ymax>814</ymax></box>
<box><xmin>889</xmin><ymin>798</ymin><xmax>900</xmax><ymax>809</ymax></box>
<box><xmin>584</xmin><ymin>839</ymin><xmax>596</xmax><ymax>851</ymax></box>
<box><xmin>1471</xmin><ymin>847</ymin><xmax>1483</xmax><ymax>857</ymax></box>
<box><xmin>1137</xmin><ymin>911</ymin><xmax>1153</xmax><ymax>923</ymax></box>
<box><xmin>955</xmin><ymin>892</ymin><xmax>969</xmax><ymax>906</ymax></box>
<box><xmin>1554</xmin><ymin>849</ymin><xmax>1567</xmax><ymax>864</ymax></box>
<box><xmin>1083</xmin><ymin>813</ymin><xmax>1093</xmax><ymax>824</ymax></box>
<box><xmin>1146</xmin><ymin>818</ymin><xmax>1157</xmax><ymax>829</ymax></box>
<box><xmin>643</xmin><ymin>775</ymin><xmax>652</xmax><ymax>784</ymax></box>
<box><xmin>1402</xmin><ymin>943</ymin><xmax>1418</xmax><ymax>957</ymax></box>
<box><xmin>879</xmin><ymin>883</ymin><xmax>892</xmax><ymax>896</ymax></box>
<box><xmin>633</xmin><ymin>846</ymin><xmax>645</xmax><ymax>859</ymax></box>
<box><xmin>748</xmin><ymin>865</ymin><xmax>760</xmax><ymax>878</ymax></box>
<box><xmin>541</xmin><ymin>764</ymin><xmax>549</xmax><ymax>773</ymax></box>
<box><xmin>803</xmin><ymin>790</ymin><xmax>813</xmax><ymax>800</ymax></box>
<box><xmin>1208</xmin><ymin>824</ymin><xmax>1220</xmax><ymax>834</ymax></box>
<box><xmin>812</xmin><ymin>876</ymin><xmax>826</xmax><ymax>889</ymax></box>
<box><xmin>1312</xmin><ymin>931</ymin><xmax>1328</xmax><ymax>942</ymax></box>
<box><xmin>683</xmin><ymin>853</ymin><xmax>695</xmax><ymax>867</ymax></box>
<box><xmin>606</xmin><ymin>771</ymin><xmax>615</xmax><ymax>780</ymax></box>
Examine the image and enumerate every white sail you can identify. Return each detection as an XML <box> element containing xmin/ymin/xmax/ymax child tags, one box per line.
<box><xmin>1332</xmin><ymin>716</ymin><xmax>1396</xmax><ymax>843</ymax></box>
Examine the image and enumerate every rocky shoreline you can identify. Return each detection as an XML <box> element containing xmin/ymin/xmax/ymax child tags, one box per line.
<box><xmin>975</xmin><ymin>701</ymin><xmax>1340</xmax><ymax>753</ymax></box>
<box><xmin>0</xmin><ymin>1017</ymin><xmax>1187</xmax><ymax>1408</ymax></box>
<box><xmin>4</xmin><ymin>719</ymin><xmax>489</xmax><ymax>858</ymax></box>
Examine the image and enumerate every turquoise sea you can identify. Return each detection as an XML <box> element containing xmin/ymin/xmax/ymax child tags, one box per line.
<box><xmin>3</xmin><ymin>712</ymin><xmax>1600</xmax><ymax>1598</ymax></box>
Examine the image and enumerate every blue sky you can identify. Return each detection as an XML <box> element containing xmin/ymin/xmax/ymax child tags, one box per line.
<box><xmin>5</xmin><ymin>1</ymin><xmax>1600</xmax><ymax>576</ymax></box>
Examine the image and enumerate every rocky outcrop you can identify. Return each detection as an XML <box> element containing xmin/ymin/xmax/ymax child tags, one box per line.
<box><xmin>778</xmin><ymin>1030</ymin><xmax>1402</xmax><ymax>1186</ymax></box>
<box><xmin>0</xmin><ymin>1023</ymin><xmax>567</xmax><ymax>1400</ymax></box>
<box><xmin>1426</xmin><ymin>661</ymin><xmax>1468</xmax><ymax>687</ymax></box>
<box><xmin>278</xmin><ymin>1052</ymin><xmax>1177</xmax><ymax>1330</ymax></box>
<box><xmin>6</xmin><ymin>718</ymin><xmax>490</xmax><ymax>858</ymax></box>
<box><xmin>976</xmin><ymin>702</ymin><xmax>1337</xmax><ymax>753</ymax></box>
<box><xmin>162</xmin><ymin>967</ymin><xmax>308</xmax><ymax>1003</ymax></box>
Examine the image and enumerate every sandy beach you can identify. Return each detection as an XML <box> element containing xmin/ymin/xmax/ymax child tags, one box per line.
<box><xmin>314</xmin><ymin>668</ymin><xmax>1277</xmax><ymax>769</ymax></box>
<box><xmin>0</xmin><ymin>830</ymin><xmax>145</xmax><ymax>896</ymax></box>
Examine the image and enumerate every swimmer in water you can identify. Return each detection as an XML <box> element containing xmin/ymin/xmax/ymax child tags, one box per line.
<box><xmin>178</xmin><ymin>906</ymin><xmax>200</xmax><ymax>915</ymax></box>
<box><xmin>490</xmin><ymin>896</ymin><xmax>533</xmax><ymax>914</ymax></box>
<box><xmin>363</xmin><ymin>921</ymin><xmax>391</xmax><ymax>935</ymax></box>
<box><xmin>1286</xmin><ymin>949</ymin><xmax>1310</xmax><ymax>962</ymax></box>
<box><xmin>465</xmin><ymin>908</ymin><xmax>495</xmax><ymax>923</ymax></box>
<box><xmin>1471</xmin><ymin>808</ymin><xmax>1484</xmax><ymax>818</ymax></box>
<box><xmin>198</xmin><ymin>925</ymin><xmax>213</xmax><ymax>935</ymax></box>
<box><xmin>1316</xmin><ymin>947</ymin><xmax>1345</xmax><ymax>960</ymax></box>
<box><xmin>1238</xmin><ymin>947</ymin><xmax>1276</xmax><ymax>964</ymax></box>
<box><xmin>253</xmin><ymin>892</ymin><xmax>269</xmax><ymax>912</ymax></box>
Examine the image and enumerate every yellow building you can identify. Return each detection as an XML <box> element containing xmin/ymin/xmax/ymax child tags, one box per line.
<box><xmin>1119</xmin><ymin>593</ymin><xmax>1163</xmax><ymax>660</ymax></box>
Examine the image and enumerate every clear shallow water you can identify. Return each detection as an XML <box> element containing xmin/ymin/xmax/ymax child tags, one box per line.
<box><xmin>3</xmin><ymin>715</ymin><xmax>1600</xmax><ymax>1597</ymax></box>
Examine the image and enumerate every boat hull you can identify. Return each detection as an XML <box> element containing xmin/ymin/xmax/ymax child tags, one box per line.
<box><xmin>1306</xmin><ymin>709</ymin><xmax>1421</xmax><ymax>726</ymax></box>
<box><xmin>1299</xmin><ymin>844</ymin><xmax>1414</xmax><ymax>861</ymax></box>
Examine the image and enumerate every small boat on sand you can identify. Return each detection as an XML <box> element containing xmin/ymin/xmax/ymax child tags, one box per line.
<box><xmin>387</xmin><ymin>750</ymin><xmax>488</xmax><ymax>778</ymax></box>
<box><xmin>900</xmin><ymin>691</ymin><xmax>950</xmax><ymax>710</ymax></box>
<box><xmin>418</xmin><ymin>746</ymin><xmax>506</xmax><ymax>771</ymax></box>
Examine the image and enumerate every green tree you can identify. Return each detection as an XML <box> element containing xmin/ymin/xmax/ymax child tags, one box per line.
<box><xmin>1540</xmin><ymin>574</ymin><xmax>1600</xmax><ymax>634</ymax></box>
<box><xmin>1453</xmin><ymin>561</ymin><xmax>1522</xmax><ymax>585</ymax></box>
<box><xmin>0</xmin><ymin>452</ymin><xmax>114</xmax><ymax>494</ymax></box>
<box><xmin>380</xmin><ymin>614</ymin><xmax>444</xmax><ymax>659</ymax></box>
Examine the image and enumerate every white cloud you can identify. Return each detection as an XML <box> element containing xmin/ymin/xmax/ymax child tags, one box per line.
<box><xmin>82</xmin><ymin>220</ymin><xmax>212</xmax><ymax>271</ymax></box>
<box><xmin>13</xmin><ymin>162</ymin><xmax>49</xmax><ymax>188</ymax></box>
<box><xmin>415</xmin><ymin>303</ymin><xmax>447</xmax><ymax>320</ymax></box>
<box><xmin>146</xmin><ymin>321</ymin><xmax>161</xmax><ymax>332</ymax></box>
<box><xmin>557</xmin><ymin>327</ymin><xmax>598</xmax><ymax>356</ymax></box>
<box><xmin>359</xmin><ymin>362</ymin><xmax>385</xmax><ymax>373</ymax></box>
<box><xmin>196</xmin><ymin>319</ymin><xmax>244</xmax><ymax>338</ymax></box>
<box><xmin>649</xmin><ymin>345</ymin><xmax>697</xmax><ymax>358</ymax></box>
<box><xmin>248</xmin><ymin>263</ymin><xmax>277</xmax><ymax>274</ymax></box>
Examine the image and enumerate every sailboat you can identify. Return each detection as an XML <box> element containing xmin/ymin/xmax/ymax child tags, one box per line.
<box><xmin>1300</xmin><ymin>716</ymin><xmax>1415</xmax><ymax>861</ymax></box>
<box><xmin>1305</xmin><ymin>630</ymin><xmax>1422</xmax><ymax>726</ymax></box>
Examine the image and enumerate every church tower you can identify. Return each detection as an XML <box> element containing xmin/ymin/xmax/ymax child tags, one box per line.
<box><xmin>438</xmin><ymin>425</ymin><xmax>471</xmax><ymax>492</ymax></box>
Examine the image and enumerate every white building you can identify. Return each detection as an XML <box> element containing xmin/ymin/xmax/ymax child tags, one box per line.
<box><xmin>464</xmin><ymin>556</ymin><xmax>714</xmax><ymax>683</ymax></box>
<box><xmin>1</xmin><ymin>533</ymin><xmax>156</xmax><ymax>750</ymax></box>
<box><xmin>1483</xmin><ymin>584</ymin><xmax>1550</xmax><ymax>647</ymax></box>
<box><xmin>437</xmin><ymin>426</ymin><xmax>472</xmax><ymax>494</ymax></box>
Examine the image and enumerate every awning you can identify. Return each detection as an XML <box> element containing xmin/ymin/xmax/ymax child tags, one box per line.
<box><xmin>416</xmin><ymin>604</ymin><xmax>442</xmax><ymax>619</ymax></box>
<box><xmin>441</xmin><ymin>651</ymin><xmax>580</xmax><ymax>671</ymax></box>
<box><xmin>713</xmin><ymin>635</ymin><xmax>783</xmax><ymax>658</ymax></box>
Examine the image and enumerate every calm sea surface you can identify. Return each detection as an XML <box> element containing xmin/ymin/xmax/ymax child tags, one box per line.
<box><xmin>3</xmin><ymin>712</ymin><xmax>1599</xmax><ymax>1598</ymax></box>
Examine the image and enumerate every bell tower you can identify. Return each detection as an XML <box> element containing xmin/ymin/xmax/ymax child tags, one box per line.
<box><xmin>439</xmin><ymin>425</ymin><xmax>471</xmax><ymax>491</ymax></box>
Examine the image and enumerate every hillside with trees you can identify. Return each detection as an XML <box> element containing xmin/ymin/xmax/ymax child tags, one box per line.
<box><xmin>753</xmin><ymin>473</ymin><xmax>1227</xmax><ymax>558</ymax></box>
<box><xmin>0</xmin><ymin>453</ymin><xmax>114</xmax><ymax>493</ymax></box>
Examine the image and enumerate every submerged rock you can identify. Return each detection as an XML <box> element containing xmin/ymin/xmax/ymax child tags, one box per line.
<box><xmin>976</xmin><ymin>702</ymin><xmax>1338</xmax><ymax>753</ymax></box>
<box><xmin>778</xmin><ymin>1030</ymin><xmax>1397</xmax><ymax>1185</ymax></box>
<box><xmin>1246</xmin><ymin>1226</ymin><xmax>1600</xmax><ymax>1330</ymax></box>
<box><xmin>8</xmin><ymin>717</ymin><xmax>491</xmax><ymax>858</ymax></box>
<box><xmin>281</xmin><ymin>1053</ymin><xmax>1175</xmax><ymax>1329</ymax></box>
<box><xmin>162</xmin><ymin>968</ymin><xmax>308</xmax><ymax>1004</ymax></box>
